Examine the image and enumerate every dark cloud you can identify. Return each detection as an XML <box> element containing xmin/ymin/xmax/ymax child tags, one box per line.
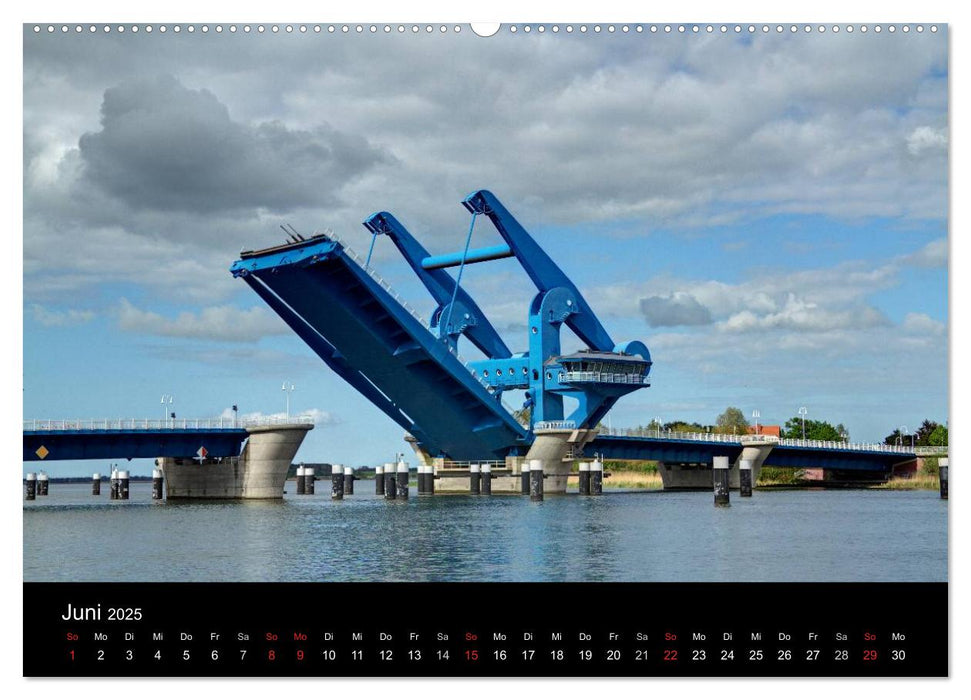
<box><xmin>77</xmin><ymin>75</ymin><xmax>391</xmax><ymax>214</ymax></box>
<box><xmin>639</xmin><ymin>292</ymin><xmax>712</xmax><ymax>327</ymax></box>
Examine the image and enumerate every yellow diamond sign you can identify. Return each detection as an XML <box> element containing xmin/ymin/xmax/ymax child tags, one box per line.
<box><xmin>35</xmin><ymin>445</ymin><xmax>49</xmax><ymax>460</ymax></box>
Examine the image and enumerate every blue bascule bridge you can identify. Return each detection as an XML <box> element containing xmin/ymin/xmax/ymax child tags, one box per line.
<box><xmin>229</xmin><ymin>190</ymin><xmax>916</xmax><ymax>491</ymax></box>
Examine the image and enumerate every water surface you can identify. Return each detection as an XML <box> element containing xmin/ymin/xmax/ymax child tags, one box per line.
<box><xmin>23</xmin><ymin>483</ymin><xmax>947</xmax><ymax>582</ymax></box>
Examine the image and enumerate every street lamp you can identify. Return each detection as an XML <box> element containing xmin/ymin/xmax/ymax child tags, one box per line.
<box><xmin>282</xmin><ymin>382</ymin><xmax>295</xmax><ymax>419</ymax></box>
<box><xmin>752</xmin><ymin>409</ymin><xmax>761</xmax><ymax>435</ymax></box>
<box><xmin>798</xmin><ymin>406</ymin><xmax>808</xmax><ymax>440</ymax></box>
<box><xmin>654</xmin><ymin>416</ymin><xmax>662</xmax><ymax>438</ymax></box>
<box><xmin>899</xmin><ymin>426</ymin><xmax>908</xmax><ymax>448</ymax></box>
<box><xmin>160</xmin><ymin>395</ymin><xmax>173</xmax><ymax>424</ymax></box>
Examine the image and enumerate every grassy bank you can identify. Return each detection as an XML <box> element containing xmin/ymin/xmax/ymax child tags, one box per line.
<box><xmin>876</xmin><ymin>474</ymin><xmax>941</xmax><ymax>490</ymax></box>
<box><xmin>571</xmin><ymin>461</ymin><xmax>942</xmax><ymax>491</ymax></box>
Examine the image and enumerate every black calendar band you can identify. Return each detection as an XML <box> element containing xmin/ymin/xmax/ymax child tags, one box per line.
<box><xmin>24</xmin><ymin>581</ymin><xmax>947</xmax><ymax>677</ymax></box>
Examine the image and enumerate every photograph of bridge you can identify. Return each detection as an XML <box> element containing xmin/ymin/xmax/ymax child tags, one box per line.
<box><xmin>23</xmin><ymin>23</ymin><xmax>947</xmax><ymax>585</ymax></box>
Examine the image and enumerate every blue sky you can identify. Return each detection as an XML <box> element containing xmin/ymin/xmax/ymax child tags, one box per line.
<box><xmin>22</xmin><ymin>24</ymin><xmax>948</xmax><ymax>476</ymax></box>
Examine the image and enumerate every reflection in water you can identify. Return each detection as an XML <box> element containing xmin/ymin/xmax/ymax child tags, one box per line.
<box><xmin>23</xmin><ymin>482</ymin><xmax>946</xmax><ymax>582</ymax></box>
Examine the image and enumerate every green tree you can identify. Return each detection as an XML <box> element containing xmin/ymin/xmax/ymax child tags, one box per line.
<box><xmin>665</xmin><ymin>421</ymin><xmax>707</xmax><ymax>434</ymax></box>
<box><xmin>927</xmin><ymin>424</ymin><xmax>948</xmax><ymax>447</ymax></box>
<box><xmin>884</xmin><ymin>420</ymin><xmax>947</xmax><ymax>447</ymax></box>
<box><xmin>915</xmin><ymin>420</ymin><xmax>940</xmax><ymax>446</ymax></box>
<box><xmin>781</xmin><ymin>416</ymin><xmax>843</xmax><ymax>441</ymax></box>
<box><xmin>714</xmin><ymin>407</ymin><xmax>749</xmax><ymax>435</ymax></box>
<box><xmin>884</xmin><ymin>428</ymin><xmax>905</xmax><ymax>446</ymax></box>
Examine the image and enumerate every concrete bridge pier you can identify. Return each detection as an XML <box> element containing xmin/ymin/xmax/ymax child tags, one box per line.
<box><xmin>658</xmin><ymin>436</ymin><xmax>777</xmax><ymax>490</ymax></box>
<box><xmin>731</xmin><ymin>437</ymin><xmax>778</xmax><ymax>488</ymax></box>
<box><xmin>524</xmin><ymin>427</ymin><xmax>599</xmax><ymax>494</ymax></box>
<box><xmin>162</xmin><ymin>423</ymin><xmax>313</xmax><ymax>499</ymax></box>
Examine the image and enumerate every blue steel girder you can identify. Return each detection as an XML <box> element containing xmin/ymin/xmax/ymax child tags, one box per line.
<box><xmin>363</xmin><ymin>212</ymin><xmax>511</xmax><ymax>359</ymax></box>
<box><xmin>462</xmin><ymin>189</ymin><xmax>615</xmax><ymax>351</ymax></box>
<box><xmin>763</xmin><ymin>446</ymin><xmax>907</xmax><ymax>473</ymax></box>
<box><xmin>459</xmin><ymin>190</ymin><xmax>651</xmax><ymax>427</ymax></box>
<box><xmin>23</xmin><ymin>429</ymin><xmax>247</xmax><ymax>462</ymax></box>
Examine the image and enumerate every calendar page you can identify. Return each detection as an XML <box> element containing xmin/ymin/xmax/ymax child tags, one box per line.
<box><xmin>22</xmin><ymin>17</ymin><xmax>949</xmax><ymax>679</ymax></box>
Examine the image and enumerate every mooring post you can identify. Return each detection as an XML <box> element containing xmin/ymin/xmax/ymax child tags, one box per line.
<box><xmin>119</xmin><ymin>470</ymin><xmax>130</xmax><ymax>500</ymax></box>
<box><xmin>521</xmin><ymin>462</ymin><xmax>530</xmax><ymax>495</ymax></box>
<box><xmin>396</xmin><ymin>460</ymin><xmax>409</xmax><ymax>499</ymax></box>
<box><xmin>417</xmin><ymin>464</ymin><xmax>434</xmax><ymax>495</ymax></box>
<box><xmin>152</xmin><ymin>468</ymin><xmax>164</xmax><ymax>500</ymax></box>
<box><xmin>305</xmin><ymin>466</ymin><xmax>315</xmax><ymax>495</ymax></box>
<box><xmin>384</xmin><ymin>465</ymin><xmax>397</xmax><ymax>500</ymax></box>
<box><xmin>578</xmin><ymin>462</ymin><xmax>591</xmax><ymax>495</ymax></box>
<box><xmin>940</xmin><ymin>458</ymin><xmax>948</xmax><ymax>500</ymax></box>
<box><xmin>25</xmin><ymin>473</ymin><xmax>36</xmax><ymax>501</ymax></box>
<box><xmin>92</xmin><ymin>472</ymin><xmax>101</xmax><ymax>496</ymax></box>
<box><xmin>739</xmin><ymin>459</ymin><xmax>753</xmax><ymax>497</ymax></box>
<box><xmin>37</xmin><ymin>471</ymin><xmax>49</xmax><ymax>496</ymax></box>
<box><xmin>713</xmin><ymin>455</ymin><xmax>730</xmax><ymax>506</ymax></box>
<box><xmin>481</xmin><ymin>464</ymin><xmax>491</xmax><ymax>495</ymax></box>
<box><xmin>344</xmin><ymin>466</ymin><xmax>355</xmax><ymax>495</ymax></box>
<box><xmin>110</xmin><ymin>468</ymin><xmax>119</xmax><ymax>500</ymax></box>
<box><xmin>296</xmin><ymin>465</ymin><xmax>306</xmax><ymax>495</ymax></box>
<box><xmin>470</xmin><ymin>463</ymin><xmax>481</xmax><ymax>495</ymax></box>
<box><xmin>529</xmin><ymin>458</ymin><xmax>544</xmax><ymax>502</ymax></box>
<box><xmin>591</xmin><ymin>460</ymin><xmax>603</xmax><ymax>495</ymax></box>
<box><xmin>331</xmin><ymin>464</ymin><xmax>344</xmax><ymax>500</ymax></box>
<box><xmin>375</xmin><ymin>464</ymin><xmax>385</xmax><ymax>495</ymax></box>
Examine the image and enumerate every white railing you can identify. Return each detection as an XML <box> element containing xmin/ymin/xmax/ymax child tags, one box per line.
<box><xmin>595</xmin><ymin>427</ymin><xmax>917</xmax><ymax>454</ymax></box>
<box><xmin>776</xmin><ymin>437</ymin><xmax>915</xmax><ymax>454</ymax></box>
<box><xmin>441</xmin><ymin>459</ymin><xmax>507</xmax><ymax>469</ymax></box>
<box><xmin>534</xmin><ymin>420</ymin><xmax>578</xmax><ymax>431</ymax></box>
<box><xmin>914</xmin><ymin>446</ymin><xmax>948</xmax><ymax>456</ymax></box>
<box><xmin>598</xmin><ymin>426</ymin><xmax>744</xmax><ymax>443</ymax></box>
<box><xmin>24</xmin><ymin>415</ymin><xmax>316</xmax><ymax>431</ymax></box>
<box><xmin>561</xmin><ymin>371</ymin><xmax>650</xmax><ymax>385</ymax></box>
<box><xmin>327</xmin><ymin>230</ymin><xmax>522</xmax><ymax>419</ymax></box>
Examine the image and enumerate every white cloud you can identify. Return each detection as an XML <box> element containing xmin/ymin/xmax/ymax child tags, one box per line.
<box><xmin>901</xmin><ymin>238</ymin><xmax>947</xmax><ymax>268</ymax></box>
<box><xmin>906</xmin><ymin>126</ymin><xmax>948</xmax><ymax>156</ymax></box>
<box><xmin>30</xmin><ymin>304</ymin><xmax>95</xmax><ymax>327</ymax></box>
<box><xmin>716</xmin><ymin>294</ymin><xmax>890</xmax><ymax>334</ymax></box>
<box><xmin>901</xmin><ymin>312</ymin><xmax>947</xmax><ymax>336</ymax></box>
<box><xmin>116</xmin><ymin>299</ymin><xmax>288</xmax><ymax>342</ymax></box>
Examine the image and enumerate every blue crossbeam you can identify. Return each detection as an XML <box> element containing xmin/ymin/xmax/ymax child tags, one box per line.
<box><xmin>23</xmin><ymin>429</ymin><xmax>248</xmax><ymax>462</ymax></box>
<box><xmin>422</xmin><ymin>244</ymin><xmax>514</xmax><ymax>270</ymax></box>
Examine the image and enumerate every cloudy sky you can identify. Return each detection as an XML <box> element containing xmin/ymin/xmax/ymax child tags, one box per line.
<box><xmin>22</xmin><ymin>24</ymin><xmax>948</xmax><ymax>474</ymax></box>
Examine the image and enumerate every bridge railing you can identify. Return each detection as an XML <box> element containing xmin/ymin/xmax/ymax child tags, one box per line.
<box><xmin>441</xmin><ymin>459</ymin><xmax>507</xmax><ymax>470</ymax></box>
<box><xmin>534</xmin><ymin>420</ymin><xmax>578</xmax><ymax>431</ymax></box>
<box><xmin>776</xmin><ymin>437</ymin><xmax>915</xmax><ymax>454</ymax></box>
<box><xmin>23</xmin><ymin>415</ymin><xmax>315</xmax><ymax>431</ymax></box>
<box><xmin>598</xmin><ymin>426</ymin><xmax>744</xmax><ymax>444</ymax></box>
<box><xmin>596</xmin><ymin>427</ymin><xmax>918</xmax><ymax>454</ymax></box>
<box><xmin>913</xmin><ymin>446</ymin><xmax>949</xmax><ymax>456</ymax></box>
<box><xmin>328</xmin><ymin>231</ymin><xmax>524</xmax><ymax>422</ymax></box>
<box><xmin>561</xmin><ymin>371</ymin><xmax>649</xmax><ymax>385</ymax></box>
